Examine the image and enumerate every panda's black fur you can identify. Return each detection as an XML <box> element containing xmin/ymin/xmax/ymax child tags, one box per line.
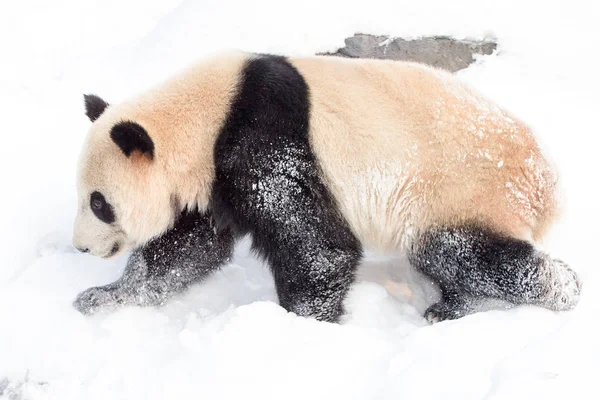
<box><xmin>74</xmin><ymin>54</ymin><xmax>581</xmax><ymax>323</ymax></box>
<box><xmin>409</xmin><ymin>225</ymin><xmax>580</xmax><ymax>321</ymax></box>
<box><xmin>211</xmin><ymin>55</ymin><xmax>362</xmax><ymax>321</ymax></box>
<box><xmin>74</xmin><ymin>210</ymin><xmax>234</xmax><ymax>314</ymax></box>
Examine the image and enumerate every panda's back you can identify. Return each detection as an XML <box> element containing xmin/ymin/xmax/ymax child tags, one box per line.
<box><xmin>116</xmin><ymin>51</ymin><xmax>558</xmax><ymax>253</ymax></box>
<box><xmin>289</xmin><ymin>55</ymin><xmax>558</xmax><ymax>251</ymax></box>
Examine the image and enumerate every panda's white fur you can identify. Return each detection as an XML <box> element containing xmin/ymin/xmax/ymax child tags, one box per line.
<box><xmin>291</xmin><ymin>56</ymin><xmax>557</xmax><ymax>251</ymax></box>
<box><xmin>74</xmin><ymin>50</ymin><xmax>557</xmax><ymax>257</ymax></box>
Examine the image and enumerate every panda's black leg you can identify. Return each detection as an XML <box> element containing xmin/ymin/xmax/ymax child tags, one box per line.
<box><xmin>73</xmin><ymin>210</ymin><xmax>234</xmax><ymax>315</ymax></box>
<box><xmin>212</xmin><ymin>132</ymin><xmax>362</xmax><ymax>323</ymax></box>
<box><xmin>214</xmin><ymin>165</ymin><xmax>363</xmax><ymax>323</ymax></box>
<box><xmin>409</xmin><ymin>225</ymin><xmax>581</xmax><ymax>323</ymax></box>
<box><xmin>269</xmin><ymin>243</ymin><xmax>362</xmax><ymax>323</ymax></box>
<box><xmin>212</xmin><ymin>161</ymin><xmax>363</xmax><ymax>324</ymax></box>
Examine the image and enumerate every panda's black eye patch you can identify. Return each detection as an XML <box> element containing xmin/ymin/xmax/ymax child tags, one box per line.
<box><xmin>90</xmin><ymin>191</ymin><xmax>115</xmax><ymax>224</ymax></box>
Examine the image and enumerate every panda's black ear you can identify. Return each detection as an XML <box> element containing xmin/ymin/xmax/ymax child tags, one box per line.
<box><xmin>84</xmin><ymin>94</ymin><xmax>109</xmax><ymax>122</ymax></box>
<box><xmin>110</xmin><ymin>121</ymin><xmax>154</xmax><ymax>160</ymax></box>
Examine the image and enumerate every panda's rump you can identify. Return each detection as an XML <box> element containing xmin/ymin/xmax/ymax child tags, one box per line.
<box><xmin>292</xmin><ymin>55</ymin><xmax>558</xmax><ymax>251</ymax></box>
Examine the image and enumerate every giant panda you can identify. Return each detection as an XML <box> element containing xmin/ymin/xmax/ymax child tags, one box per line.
<box><xmin>72</xmin><ymin>50</ymin><xmax>581</xmax><ymax>323</ymax></box>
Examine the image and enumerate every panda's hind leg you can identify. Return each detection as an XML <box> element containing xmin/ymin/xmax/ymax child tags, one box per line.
<box><xmin>408</xmin><ymin>224</ymin><xmax>581</xmax><ymax>323</ymax></box>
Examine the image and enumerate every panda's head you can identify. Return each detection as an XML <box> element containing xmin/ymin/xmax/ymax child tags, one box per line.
<box><xmin>72</xmin><ymin>94</ymin><xmax>176</xmax><ymax>258</ymax></box>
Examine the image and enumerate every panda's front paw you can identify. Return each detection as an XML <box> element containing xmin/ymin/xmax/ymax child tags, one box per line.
<box><xmin>73</xmin><ymin>285</ymin><xmax>123</xmax><ymax>315</ymax></box>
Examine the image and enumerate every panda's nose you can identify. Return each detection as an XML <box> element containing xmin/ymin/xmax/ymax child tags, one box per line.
<box><xmin>76</xmin><ymin>247</ymin><xmax>89</xmax><ymax>253</ymax></box>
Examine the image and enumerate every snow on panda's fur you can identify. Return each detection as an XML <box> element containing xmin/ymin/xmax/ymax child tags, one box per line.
<box><xmin>72</xmin><ymin>51</ymin><xmax>581</xmax><ymax>322</ymax></box>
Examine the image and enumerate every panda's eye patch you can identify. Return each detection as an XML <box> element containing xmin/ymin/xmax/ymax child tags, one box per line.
<box><xmin>90</xmin><ymin>191</ymin><xmax>115</xmax><ymax>224</ymax></box>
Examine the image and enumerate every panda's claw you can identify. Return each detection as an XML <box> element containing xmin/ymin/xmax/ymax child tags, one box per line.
<box><xmin>424</xmin><ymin>294</ymin><xmax>478</xmax><ymax>324</ymax></box>
<box><xmin>424</xmin><ymin>302</ymin><xmax>459</xmax><ymax>323</ymax></box>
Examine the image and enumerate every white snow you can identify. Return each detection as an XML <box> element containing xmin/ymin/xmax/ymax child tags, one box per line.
<box><xmin>1</xmin><ymin>0</ymin><xmax>599</xmax><ymax>399</ymax></box>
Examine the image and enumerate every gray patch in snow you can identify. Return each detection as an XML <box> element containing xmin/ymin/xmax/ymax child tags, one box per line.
<box><xmin>320</xmin><ymin>34</ymin><xmax>497</xmax><ymax>72</ymax></box>
<box><xmin>0</xmin><ymin>378</ymin><xmax>9</xmax><ymax>396</ymax></box>
<box><xmin>0</xmin><ymin>374</ymin><xmax>48</xmax><ymax>400</ymax></box>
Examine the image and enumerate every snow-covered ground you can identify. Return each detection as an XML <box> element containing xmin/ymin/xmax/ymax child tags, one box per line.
<box><xmin>1</xmin><ymin>0</ymin><xmax>599</xmax><ymax>399</ymax></box>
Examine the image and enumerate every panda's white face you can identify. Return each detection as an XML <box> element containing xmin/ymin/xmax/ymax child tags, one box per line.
<box><xmin>73</xmin><ymin>138</ymin><xmax>131</xmax><ymax>258</ymax></box>
<box><xmin>72</xmin><ymin>95</ymin><xmax>177</xmax><ymax>258</ymax></box>
<box><xmin>72</xmin><ymin>188</ymin><xmax>125</xmax><ymax>258</ymax></box>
